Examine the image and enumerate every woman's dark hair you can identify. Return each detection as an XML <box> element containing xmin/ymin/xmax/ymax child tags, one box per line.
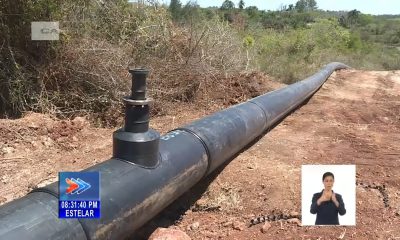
<box><xmin>322</xmin><ymin>172</ymin><xmax>334</xmax><ymax>181</ymax></box>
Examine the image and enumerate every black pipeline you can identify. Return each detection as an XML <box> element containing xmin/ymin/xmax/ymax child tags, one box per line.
<box><xmin>0</xmin><ymin>62</ymin><xmax>348</xmax><ymax>240</ymax></box>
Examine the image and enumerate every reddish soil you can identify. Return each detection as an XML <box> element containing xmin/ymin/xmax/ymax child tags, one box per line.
<box><xmin>1</xmin><ymin>70</ymin><xmax>399</xmax><ymax>239</ymax></box>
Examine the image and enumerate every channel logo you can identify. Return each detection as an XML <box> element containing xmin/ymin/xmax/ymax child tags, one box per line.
<box><xmin>59</xmin><ymin>172</ymin><xmax>99</xmax><ymax>200</ymax></box>
<box><xmin>59</xmin><ymin>172</ymin><xmax>100</xmax><ymax>219</ymax></box>
<box><xmin>66</xmin><ymin>178</ymin><xmax>91</xmax><ymax>194</ymax></box>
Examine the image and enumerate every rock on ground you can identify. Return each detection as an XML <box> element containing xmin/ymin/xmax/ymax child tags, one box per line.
<box><xmin>149</xmin><ymin>228</ymin><xmax>191</xmax><ymax>240</ymax></box>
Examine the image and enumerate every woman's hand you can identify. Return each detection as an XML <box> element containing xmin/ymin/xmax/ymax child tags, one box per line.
<box><xmin>317</xmin><ymin>190</ymin><xmax>331</xmax><ymax>205</ymax></box>
<box><xmin>332</xmin><ymin>193</ymin><xmax>340</xmax><ymax>207</ymax></box>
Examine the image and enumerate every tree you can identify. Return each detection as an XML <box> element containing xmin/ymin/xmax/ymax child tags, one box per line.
<box><xmin>238</xmin><ymin>0</ymin><xmax>245</xmax><ymax>9</ymax></box>
<box><xmin>295</xmin><ymin>0</ymin><xmax>317</xmax><ymax>12</ymax></box>
<box><xmin>181</xmin><ymin>1</ymin><xmax>201</xmax><ymax>22</ymax></box>
<box><xmin>339</xmin><ymin>9</ymin><xmax>361</xmax><ymax>28</ymax></box>
<box><xmin>243</xmin><ymin>35</ymin><xmax>254</xmax><ymax>70</ymax></box>
<box><xmin>220</xmin><ymin>0</ymin><xmax>234</xmax><ymax>10</ymax></box>
<box><xmin>295</xmin><ymin>0</ymin><xmax>307</xmax><ymax>12</ymax></box>
<box><xmin>245</xmin><ymin>6</ymin><xmax>259</xmax><ymax>19</ymax></box>
<box><xmin>169</xmin><ymin>0</ymin><xmax>182</xmax><ymax>21</ymax></box>
<box><xmin>348</xmin><ymin>9</ymin><xmax>361</xmax><ymax>23</ymax></box>
<box><xmin>307</xmin><ymin>0</ymin><xmax>317</xmax><ymax>10</ymax></box>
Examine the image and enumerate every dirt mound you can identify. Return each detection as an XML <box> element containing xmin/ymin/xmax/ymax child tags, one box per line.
<box><xmin>148</xmin><ymin>69</ymin><xmax>284</xmax><ymax>118</ymax></box>
<box><xmin>150</xmin><ymin>69</ymin><xmax>284</xmax><ymax>111</ymax></box>
<box><xmin>0</xmin><ymin>112</ymin><xmax>110</xmax><ymax>204</ymax></box>
<box><xmin>0</xmin><ymin>112</ymin><xmax>90</xmax><ymax>155</ymax></box>
<box><xmin>206</xmin><ymin>71</ymin><xmax>284</xmax><ymax>106</ymax></box>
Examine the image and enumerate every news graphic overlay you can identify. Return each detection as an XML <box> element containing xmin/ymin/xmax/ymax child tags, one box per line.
<box><xmin>31</xmin><ymin>22</ymin><xmax>60</xmax><ymax>41</ymax></box>
<box><xmin>59</xmin><ymin>172</ymin><xmax>100</xmax><ymax>219</ymax></box>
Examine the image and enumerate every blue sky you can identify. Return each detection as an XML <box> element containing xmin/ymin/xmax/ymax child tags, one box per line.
<box><xmin>157</xmin><ymin>0</ymin><xmax>400</xmax><ymax>15</ymax></box>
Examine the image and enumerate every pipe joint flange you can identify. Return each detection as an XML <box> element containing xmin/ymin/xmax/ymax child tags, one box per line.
<box><xmin>113</xmin><ymin>128</ymin><xmax>161</xmax><ymax>168</ymax></box>
<box><xmin>123</xmin><ymin>97</ymin><xmax>153</xmax><ymax>106</ymax></box>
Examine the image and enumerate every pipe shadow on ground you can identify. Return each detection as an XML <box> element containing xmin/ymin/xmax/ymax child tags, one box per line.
<box><xmin>130</xmin><ymin>94</ymin><xmax>314</xmax><ymax>239</ymax></box>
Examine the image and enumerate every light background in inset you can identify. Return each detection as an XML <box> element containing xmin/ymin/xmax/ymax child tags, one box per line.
<box><xmin>301</xmin><ymin>165</ymin><xmax>356</xmax><ymax>226</ymax></box>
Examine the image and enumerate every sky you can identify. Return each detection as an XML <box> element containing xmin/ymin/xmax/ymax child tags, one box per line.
<box><xmin>157</xmin><ymin>0</ymin><xmax>400</xmax><ymax>15</ymax></box>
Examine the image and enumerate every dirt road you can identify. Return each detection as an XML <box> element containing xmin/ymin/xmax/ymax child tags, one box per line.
<box><xmin>1</xmin><ymin>70</ymin><xmax>399</xmax><ymax>239</ymax></box>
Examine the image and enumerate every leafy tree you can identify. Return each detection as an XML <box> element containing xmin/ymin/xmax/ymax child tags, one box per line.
<box><xmin>339</xmin><ymin>9</ymin><xmax>361</xmax><ymax>28</ymax></box>
<box><xmin>238</xmin><ymin>0</ymin><xmax>245</xmax><ymax>9</ymax></box>
<box><xmin>307</xmin><ymin>0</ymin><xmax>317</xmax><ymax>10</ymax></box>
<box><xmin>221</xmin><ymin>0</ymin><xmax>235</xmax><ymax>10</ymax></box>
<box><xmin>295</xmin><ymin>0</ymin><xmax>307</xmax><ymax>12</ymax></box>
<box><xmin>295</xmin><ymin>0</ymin><xmax>317</xmax><ymax>12</ymax></box>
<box><xmin>245</xmin><ymin>6</ymin><xmax>259</xmax><ymax>20</ymax></box>
<box><xmin>347</xmin><ymin>9</ymin><xmax>361</xmax><ymax>25</ymax></box>
<box><xmin>338</xmin><ymin>15</ymin><xmax>347</xmax><ymax>27</ymax></box>
<box><xmin>169</xmin><ymin>0</ymin><xmax>182</xmax><ymax>21</ymax></box>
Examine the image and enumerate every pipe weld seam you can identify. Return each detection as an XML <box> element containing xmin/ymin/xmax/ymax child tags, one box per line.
<box><xmin>29</xmin><ymin>187</ymin><xmax>59</xmax><ymax>198</ymax></box>
<box><xmin>174</xmin><ymin>128</ymin><xmax>211</xmax><ymax>177</ymax></box>
<box><xmin>28</xmin><ymin>189</ymin><xmax>90</xmax><ymax>240</ymax></box>
<box><xmin>113</xmin><ymin>153</ymin><xmax>162</xmax><ymax>169</ymax></box>
<box><xmin>247</xmin><ymin>101</ymin><xmax>269</xmax><ymax>129</ymax></box>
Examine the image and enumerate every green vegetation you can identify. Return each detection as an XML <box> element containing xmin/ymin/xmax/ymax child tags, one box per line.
<box><xmin>211</xmin><ymin>2</ymin><xmax>400</xmax><ymax>82</ymax></box>
<box><xmin>0</xmin><ymin>0</ymin><xmax>399</xmax><ymax>122</ymax></box>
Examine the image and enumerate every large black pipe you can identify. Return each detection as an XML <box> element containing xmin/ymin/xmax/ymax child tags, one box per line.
<box><xmin>0</xmin><ymin>62</ymin><xmax>348</xmax><ymax>240</ymax></box>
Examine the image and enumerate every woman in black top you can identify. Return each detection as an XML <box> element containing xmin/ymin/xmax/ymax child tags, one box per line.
<box><xmin>310</xmin><ymin>172</ymin><xmax>346</xmax><ymax>225</ymax></box>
